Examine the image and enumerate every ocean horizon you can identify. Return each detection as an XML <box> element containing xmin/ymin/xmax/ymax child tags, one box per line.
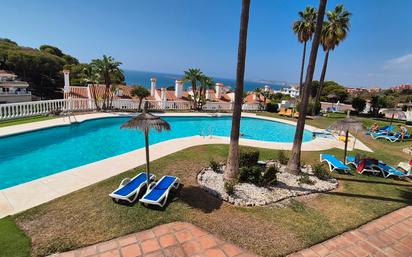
<box><xmin>124</xmin><ymin>70</ymin><xmax>289</xmax><ymax>92</ymax></box>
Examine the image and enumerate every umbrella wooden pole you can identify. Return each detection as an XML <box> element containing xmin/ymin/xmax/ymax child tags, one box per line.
<box><xmin>352</xmin><ymin>129</ymin><xmax>359</xmax><ymax>150</ymax></box>
<box><xmin>343</xmin><ymin>129</ymin><xmax>349</xmax><ymax>164</ymax></box>
<box><xmin>144</xmin><ymin>127</ymin><xmax>150</xmax><ymax>187</ymax></box>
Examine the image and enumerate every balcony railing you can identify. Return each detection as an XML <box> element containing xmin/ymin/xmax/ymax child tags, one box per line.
<box><xmin>0</xmin><ymin>99</ymin><xmax>261</xmax><ymax>120</ymax></box>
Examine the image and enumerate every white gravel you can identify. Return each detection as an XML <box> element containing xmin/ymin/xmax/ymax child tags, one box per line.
<box><xmin>197</xmin><ymin>161</ymin><xmax>338</xmax><ymax>206</ymax></box>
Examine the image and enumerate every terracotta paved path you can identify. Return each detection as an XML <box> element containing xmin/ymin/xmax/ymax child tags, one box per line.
<box><xmin>53</xmin><ymin>222</ymin><xmax>258</xmax><ymax>257</ymax></box>
<box><xmin>288</xmin><ymin>206</ymin><xmax>412</xmax><ymax>257</ymax></box>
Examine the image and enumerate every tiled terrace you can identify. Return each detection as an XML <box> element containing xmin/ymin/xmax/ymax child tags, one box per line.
<box><xmin>52</xmin><ymin>222</ymin><xmax>259</xmax><ymax>257</ymax></box>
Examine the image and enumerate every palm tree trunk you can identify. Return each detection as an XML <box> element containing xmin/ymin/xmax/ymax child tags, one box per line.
<box><xmin>286</xmin><ymin>0</ymin><xmax>327</xmax><ymax>175</ymax></box>
<box><xmin>299</xmin><ymin>41</ymin><xmax>307</xmax><ymax>99</ymax></box>
<box><xmin>191</xmin><ymin>81</ymin><xmax>197</xmax><ymax>110</ymax></box>
<box><xmin>312</xmin><ymin>50</ymin><xmax>330</xmax><ymax>115</ymax></box>
<box><xmin>224</xmin><ymin>0</ymin><xmax>250</xmax><ymax>181</ymax></box>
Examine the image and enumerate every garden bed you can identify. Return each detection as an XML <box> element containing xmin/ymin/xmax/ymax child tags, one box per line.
<box><xmin>197</xmin><ymin>161</ymin><xmax>338</xmax><ymax>206</ymax></box>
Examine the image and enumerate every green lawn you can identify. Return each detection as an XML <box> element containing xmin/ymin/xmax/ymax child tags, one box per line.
<box><xmin>0</xmin><ymin>115</ymin><xmax>55</xmax><ymax>128</ymax></box>
<box><xmin>0</xmin><ymin>217</ymin><xmax>31</xmax><ymax>257</ymax></box>
<box><xmin>1</xmin><ymin>112</ymin><xmax>412</xmax><ymax>257</ymax></box>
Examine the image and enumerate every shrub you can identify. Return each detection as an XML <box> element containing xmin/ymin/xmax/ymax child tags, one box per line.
<box><xmin>277</xmin><ymin>150</ymin><xmax>289</xmax><ymax>165</ymax></box>
<box><xmin>297</xmin><ymin>101</ymin><xmax>321</xmax><ymax>115</ymax></box>
<box><xmin>312</xmin><ymin>164</ymin><xmax>329</xmax><ymax>180</ymax></box>
<box><xmin>224</xmin><ymin>181</ymin><xmax>236</xmax><ymax>195</ymax></box>
<box><xmin>297</xmin><ymin>173</ymin><xmax>315</xmax><ymax>185</ymax></box>
<box><xmin>406</xmin><ymin>121</ymin><xmax>412</xmax><ymax>126</ymax></box>
<box><xmin>209</xmin><ymin>159</ymin><xmax>221</xmax><ymax>173</ymax></box>
<box><xmin>266</xmin><ymin>102</ymin><xmax>279</xmax><ymax>112</ymax></box>
<box><xmin>262</xmin><ymin>166</ymin><xmax>279</xmax><ymax>186</ymax></box>
<box><xmin>239</xmin><ymin>148</ymin><xmax>259</xmax><ymax>168</ymax></box>
<box><xmin>239</xmin><ymin>166</ymin><xmax>263</xmax><ymax>185</ymax></box>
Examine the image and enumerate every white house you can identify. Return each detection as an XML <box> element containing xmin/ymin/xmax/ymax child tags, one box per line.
<box><xmin>272</xmin><ymin>86</ymin><xmax>300</xmax><ymax>98</ymax></box>
<box><xmin>0</xmin><ymin>70</ymin><xmax>31</xmax><ymax>103</ymax></box>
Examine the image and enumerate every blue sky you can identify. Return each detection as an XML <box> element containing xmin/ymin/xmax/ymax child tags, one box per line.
<box><xmin>1</xmin><ymin>0</ymin><xmax>411</xmax><ymax>87</ymax></box>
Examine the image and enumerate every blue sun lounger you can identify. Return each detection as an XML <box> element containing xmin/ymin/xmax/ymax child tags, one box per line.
<box><xmin>372</xmin><ymin>132</ymin><xmax>410</xmax><ymax>142</ymax></box>
<box><xmin>109</xmin><ymin>172</ymin><xmax>156</xmax><ymax>203</ymax></box>
<box><xmin>378</xmin><ymin>161</ymin><xmax>408</xmax><ymax>178</ymax></box>
<box><xmin>345</xmin><ymin>156</ymin><xmax>359</xmax><ymax>168</ymax></box>
<box><xmin>140</xmin><ymin>175</ymin><xmax>180</xmax><ymax>207</ymax></box>
<box><xmin>320</xmin><ymin>154</ymin><xmax>351</xmax><ymax>173</ymax></box>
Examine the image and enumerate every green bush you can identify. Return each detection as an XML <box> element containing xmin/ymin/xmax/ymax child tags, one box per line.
<box><xmin>312</xmin><ymin>164</ymin><xmax>329</xmax><ymax>180</ymax></box>
<box><xmin>224</xmin><ymin>181</ymin><xmax>236</xmax><ymax>195</ymax></box>
<box><xmin>239</xmin><ymin>166</ymin><xmax>263</xmax><ymax>185</ymax></box>
<box><xmin>209</xmin><ymin>159</ymin><xmax>221</xmax><ymax>173</ymax></box>
<box><xmin>262</xmin><ymin>166</ymin><xmax>279</xmax><ymax>186</ymax></box>
<box><xmin>297</xmin><ymin>101</ymin><xmax>321</xmax><ymax>115</ymax></box>
<box><xmin>239</xmin><ymin>148</ymin><xmax>260</xmax><ymax>168</ymax></box>
<box><xmin>297</xmin><ymin>173</ymin><xmax>315</xmax><ymax>185</ymax></box>
<box><xmin>406</xmin><ymin>121</ymin><xmax>412</xmax><ymax>126</ymax></box>
<box><xmin>277</xmin><ymin>150</ymin><xmax>289</xmax><ymax>165</ymax></box>
<box><xmin>266</xmin><ymin>102</ymin><xmax>279</xmax><ymax>112</ymax></box>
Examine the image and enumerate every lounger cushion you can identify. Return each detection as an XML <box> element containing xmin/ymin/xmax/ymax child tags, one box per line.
<box><xmin>143</xmin><ymin>176</ymin><xmax>177</xmax><ymax>201</ymax></box>
<box><xmin>113</xmin><ymin>173</ymin><xmax>150</xmax><ymax>197</ymax></box>
<box><xmin>379</xmin><ymin>163</ymin><xmax>405</xmax><ymax>176</ymax></box>
<box><xmin>322</xmin><ymin>154</ymin><xmax>349</xmax><ymax>169</ymax></box>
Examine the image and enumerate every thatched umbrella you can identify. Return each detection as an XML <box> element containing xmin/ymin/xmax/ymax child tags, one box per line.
<box><xmin>121</xmin><ymin>102</ymin><xmax>171</xmax><ymax>186</ymax></box>
<box><xmin>329</xmin><ymin>110</ymin><xmax>364</xmax><ymax>164</ymax></box>
<box><xmin>380</xmin><ymin>108</ymin><xmax>406</xmax><ymax>126</ymax></box>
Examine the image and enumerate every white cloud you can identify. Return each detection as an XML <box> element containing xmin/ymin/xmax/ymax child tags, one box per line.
<box><xmin>383</xmin><ymin>53</ymin><xmax>412</xmax><ymax>72</ymax></box>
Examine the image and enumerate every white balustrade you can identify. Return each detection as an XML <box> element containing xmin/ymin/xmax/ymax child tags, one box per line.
<box><xmin>0</xmin><ymin>99</ymin><xmax>260</xmax><ymax>120</ymax></box>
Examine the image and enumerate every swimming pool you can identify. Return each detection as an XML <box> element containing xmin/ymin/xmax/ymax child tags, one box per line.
<box><xmin>0</xmin><ymin>116</ymin><xmax>313</xmax><ymax>189</ymax></box>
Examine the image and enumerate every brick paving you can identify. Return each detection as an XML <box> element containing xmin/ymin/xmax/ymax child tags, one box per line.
<box><xmin>52</xmin><ymin>222</ymin><xmax>259</xmax><ymax>257</ymax></box>
<box><xmin>288</xmin><ymin>206</ymin><xmax>412</xmax><ymax>257</ymax></box>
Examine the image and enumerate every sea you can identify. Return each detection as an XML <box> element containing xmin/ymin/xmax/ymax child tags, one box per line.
<box><xmin>124</xmin><ymin>70</ymin><xmax>288</xmax><ymax>92</ymax></box>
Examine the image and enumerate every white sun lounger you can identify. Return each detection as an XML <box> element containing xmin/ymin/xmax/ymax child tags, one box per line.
<box><xmin>109</xmin><ymin>172</ymin><xmax>155</xmax><ymax>203</ymax></box>
<box><xmin>140</xmin><ymin>175</ymin><xmax>180</xmax><ymax>207</ymax></box>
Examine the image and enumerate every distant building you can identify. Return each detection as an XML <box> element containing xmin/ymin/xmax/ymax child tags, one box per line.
<box><xmin>0</xmin><ymin>70</ymin><xmax>31</xmax><ymax>103</ymax></box>
<box><xmin>345</xmin><ymin>87</ymin><xmax>369</xmax><ymax>94</ymax></box>
<box><xmin>389</xmin><ymin>83</ymin><xmax>412</xmax><ymax>92</ymax></box>
<box><xmin>62</xmin><ymin>71</ymin><xmax>260</xmax><ymax>104</ymax></box>
<box><xmin>272</xmin><ymin>86</ymin><xmax>300</xmax><ymax>98</ymax></box>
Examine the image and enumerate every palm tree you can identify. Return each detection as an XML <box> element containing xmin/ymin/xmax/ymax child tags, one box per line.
<box><xmin>224</xmin><ymin>0</ymin><xmax>251</xmax><ymax>181</ymax></box>
<box><xmin>199</xmin><ymin>75</ymin><xmax>214</xmax><ymax>107</ymax></box>
<box><xmin>286</xmin><ymin>0</ymin><xmax>328</xmax><ymax>175</ymax></box>
<box><xmin>131</xmin><ymin>85</ymin><xmax>150</xmax><ymax>110</ymax></box>
<box><xmin>312</xmin><ymin>4</ymin><xmax>351</xmax><ymax>115</ymax></box>
<box><xmin>81</xmin><ymin>64</ymin><xmax>100</xmax><ymax>110</ymax></box>
<box><xmin>90</xmin><ymin>55</ymin><xmax>123</xmax><ymax>110</ymax></box>
<box><xmin>182</xmin><ymin>68</ymin><xmax>204</xmax><ymax>109</ymax></box>
<box><xmin>293</xmin><ymin>6</ymin><xmax>317</xmax><ymax>98</ymax></box>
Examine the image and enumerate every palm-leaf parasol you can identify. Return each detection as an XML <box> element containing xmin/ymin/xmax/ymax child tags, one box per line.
<box><xmin>329</xmin><ymin>110</ymin><xmax>363</xmax><ymax>164</ymax></box>
<box><xmin>121</xmin><ymin>102</ymin><xmax>171</xmax><ymax>187</ymax></box>
<box><xmin>380</xmin><ymin>108</ymin><xmax>406</xmax><ymax>126</ymax></box>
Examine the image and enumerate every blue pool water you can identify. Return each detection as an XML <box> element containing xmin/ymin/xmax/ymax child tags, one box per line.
<box><xmin>0</xmin><ymin>116</ymin><xmax>312</xmax><ymax>189</ymax></box>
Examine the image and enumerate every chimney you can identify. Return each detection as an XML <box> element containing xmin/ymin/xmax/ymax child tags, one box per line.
<box><xmin>206</xmin><ymin>90</ymin><xmax>211</xmax><ymax>100</ymax></box>
<box><xmin>63</xmin><ymin>69</ymin><xmax>70</xmax><ymax>93</ymax></box>
<box><xmin>161</xmin><ymin>87</ymin><xmax>167</xmax><ymax>101</ymax></box>
<box><xmin>215</xmin><ymin>82</ymin><xmax>223</xmax><ymax>99</ymax></box>
<box><xmin>150</xmin><ymin>77</ymin><xmax>157</xmax><ymax>97</ymax></box>
<box><xmin>175</xmin><ymin>80</ymin><xmax>183</xmax><ymax>98</ymax></box>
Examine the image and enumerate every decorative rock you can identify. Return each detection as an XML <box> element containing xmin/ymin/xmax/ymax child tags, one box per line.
<box><xmin>197</xmin><ymin>161</ymin><xmax>338</xmax><ymax>206</ymax></box>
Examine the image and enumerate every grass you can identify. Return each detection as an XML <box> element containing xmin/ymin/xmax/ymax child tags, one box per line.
<box><xmin>9</xmin><ymin>144</ymin><xmax>411</xmax><ymax>257</ymax></box>
<box><xmin>0</xmin><ymin>217</ymin><xmax>31</xmax><ymax>257</ymax></box>
<box><xmin>2</xmin><ymin>111</ymin><xmax>412</xmax><ymax>257</ymax></box>
<box><xmin>0</xmin><ymin>115</ymin><xmax>55</xmax><ymax>128</ymax></box>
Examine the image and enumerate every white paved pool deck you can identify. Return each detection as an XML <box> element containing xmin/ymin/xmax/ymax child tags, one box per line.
<box><xmin>0</xmin><ymin>112</ymin><xmax>372</xmax><ymax>218</ymax></box>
